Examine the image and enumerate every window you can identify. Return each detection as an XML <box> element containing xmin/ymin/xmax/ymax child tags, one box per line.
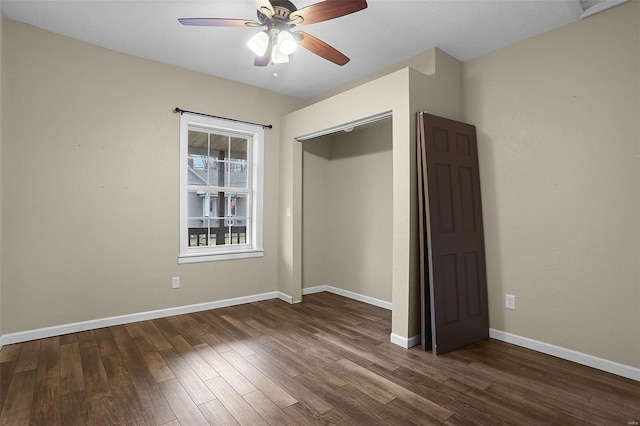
<box><xmin>179</xmin><ymin>113</ymin><xmax>264</xmax><ymax>263</ymax></box>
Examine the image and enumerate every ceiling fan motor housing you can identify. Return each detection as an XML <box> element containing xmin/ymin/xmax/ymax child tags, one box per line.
<box><xmin>257</xmin><ymin>0</ymin><xmax>298</xmax><ymax>24</ymax></box>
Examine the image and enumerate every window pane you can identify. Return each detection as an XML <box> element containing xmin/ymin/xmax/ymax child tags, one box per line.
<box><xmin>209</xmin><ymin>224</ymin><xmax>219</xmax><ymax>247</ymax></box>
<box><xmin>209</xmin><ymin>160</ymin><xmax>223</xmax><ymax>187</ymax></box>
<box><xmin>210</xmin><ymin>134</ymin><xmax>228</xmax><ymax>158</ymax></box>
<box><xmin>188</xmin><ymin>130</ymin><xmax>209</xmax><ymax>187</ymax></box>
<box><xmin>229</xmin><ymin>137</ymin><xmax>248</xmax><ymax>189</ymax></box>
<box><xmin>187</xmin><ymin>190</ymin><xmax>204</xmax><ymax>219</ymax></box>
<box><xmin>187</xmin><ymin>191</ymin><xmax>219</xmax><ymax>218</ymax></box>
<box><xmin>225</xmin><ymin>226</ymin><xmax>247</xmax><ymax>245</ymax></box>
<box><xmin>211</xmin><ymin>217</ymin><xmax>227</xmax><ymax>246</ymax></box>
<box><xmin>187</xmin><ymin>217</ymin><xmax>207</xmax><ymax>247</ymax></box>
<box><xmin>230</xmin><ymin>137</ymin><xmax>247</xmax><ymax>161</ymax></box>
<box><xmin>228</xmin><ymin>161</ymin><xmax>248</xmax><ymax>189</ymax></box>
<box><xmin>225</xmin><ymin>193</ymin><xmax>248</xmax><ymax>221</ymax></box>
<box><xmin>224</xmin><ymin>192</ymin><xmax>249</xmax><ymax>246</ymax></box>
<box><xmin>187</xmin><ymin>191</ymin><xmax>223</xmax><ymax>247</ymax></box>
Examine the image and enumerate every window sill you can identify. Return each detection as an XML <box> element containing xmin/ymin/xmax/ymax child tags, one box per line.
<box><xmin>178</xmin><ymin>249</ymin><xmax>264</xmax><ymax>264</ymax></box>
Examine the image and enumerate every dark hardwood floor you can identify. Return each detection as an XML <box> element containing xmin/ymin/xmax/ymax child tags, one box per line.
<box><xmin>0</xmin><ymin>292</ymin><xmax>638</xmax><ymax>425</ymax></box>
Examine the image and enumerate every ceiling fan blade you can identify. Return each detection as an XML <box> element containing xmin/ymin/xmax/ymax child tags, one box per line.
<box><xmin>294</xmin><ymin>31</ymin><xmax>349</xmax><ymax>66</ymax></box>
<box><xmin>254</xmin><ymin>35</ymin><xmax>273</xmax><ymax>66</ymax></box>
<box><xmin>178</xmin><ymin>18</ymin><xmax>262</xmax><ymax>27</ymax></box>
<box><xmin>290</xmin><ymin>0</ymin><xmax>367</xmax><ymax>25</ymax></box>
<box><xmin>252</xmin><ymin>0</ymin><xmax>275</xmax><ymax>18</ymax></box>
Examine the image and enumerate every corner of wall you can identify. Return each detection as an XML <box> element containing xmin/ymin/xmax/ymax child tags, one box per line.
<box><xmin>405</xmin><ymin>48</ymin><xmax>464</xmax><ymax>339</ymax></box>
<box><xmin>409</xmin><ymin>48</ymin><xmax>464</xmax><ymax>122</ymax></box>
<box><xmin>306</xmin><ymin>48</ymin><xmax>436</xmax><ymax>105</ymax></box>
<box><xmin>434</xmin><ymin>48</ymin><xmax>462</xmax><ymax>74</ymax></box>
<box><xmin>434</xmin><ymin>48</ymin><xmax>464</xmax><ymax>121</ymax></box>
<box><xmin>402</xmin><ymin>48</ymin><xmax>436</xmax><ymax>77</ymax></box>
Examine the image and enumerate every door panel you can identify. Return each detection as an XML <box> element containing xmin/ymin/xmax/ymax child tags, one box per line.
<box><xmin>417</xmin><ymin>113</ymin><xmax>489</xmax><ymax>355</ymax></box>
<box><xmin>459</xmin><ymin>166</ymin><xmax>477</xmax><ymax>232</ymax></box>
<box><xmin>440</xmin><ymin>253</ymin><xmax>459</xmax><ymax>324</ymax></box>
<box><xmin>435</xmin><ymin>164</ymin><xmax>455</xmax><ymax>233</ymax></box>
<box><xmin>464</xmin><ymin>251</ymin><xmax>481</xmax><ymax>317</ymax></box>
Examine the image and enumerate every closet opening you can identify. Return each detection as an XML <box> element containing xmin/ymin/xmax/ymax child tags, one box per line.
<box><xmin>300</xmin><ymin>114</ymin><xmax>393</xmax><ymax>310</ymax></box>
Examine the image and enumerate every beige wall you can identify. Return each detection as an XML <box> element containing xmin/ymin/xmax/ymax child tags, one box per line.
<box><xmin>407</xmin><ymin>52</ymin><xmax>465</xmax><ymax>335</ymax></box>
<box><xmin>1</xmin><ymin>20</ymin><xmax>302</xmax><ymax>333</ymax></box>
<box><xmin>464</xmin><ymin>1</ymin><xmax>640</xmax><ymax>368</ymax></box>
<box><xmin>308</xmin><ymin>49</ymin><xmax>436</xmax><ymax>105</ymax></box>
<box><xmin>302</xmin><ymin>119</ymin><xmax>393</xmax><ymax>303</ymax></box>
<box><xmin>301</xmin><ymin>135</ymin><xmax>331</xmax><ymax>288</ymax></box>
<box><xmin>0</xmin><ymin>11</ymin><xmax>3</xmax><ymax>339</ymax></box>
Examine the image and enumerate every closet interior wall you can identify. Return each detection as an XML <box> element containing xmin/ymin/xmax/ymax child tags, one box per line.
<box><xmin>302</xmin><ymin>118</ymin><xmax>393</xmax><ymax>304</ymax></box>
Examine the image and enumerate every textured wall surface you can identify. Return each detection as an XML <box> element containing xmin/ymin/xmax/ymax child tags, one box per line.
<box><xmin>464</xmin><ymin>1</ymin><xmax>640</xmax><ymax>367</ymax></box>
<box><xmin>302</xmin><ymin>136</ymin><xmax>331</xmax><ymax>288</ymax></box>
<box><xmin>302</xmin><ymin>120</ymin><xmax>393</xmax><ymax>303</ymax></box>
<box><xmin>1</xmin><ymin>19</ymin><xmax>301</xmax><ymax>333</ymax></box>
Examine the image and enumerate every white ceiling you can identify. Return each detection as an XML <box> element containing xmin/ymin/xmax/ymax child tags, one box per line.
<box><xmin>1</xmin><ymin>0</ymin><xmax>585</xmax><ymax>99</ymax></box>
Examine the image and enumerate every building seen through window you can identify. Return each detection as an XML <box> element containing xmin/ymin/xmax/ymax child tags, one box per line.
<box><xmin>187</xmin><ymin>130</ymin><xmax>249</xmax><ymax>246</ymax></box>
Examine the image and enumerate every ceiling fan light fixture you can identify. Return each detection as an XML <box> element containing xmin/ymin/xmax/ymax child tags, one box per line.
<box><xmin>272</xmin><ymin>46</ymin><xmax>289</xmax><ymax>64</ymax></box>
<box><xmin>247</xmin><ymin>31</ymin><xmax>269</xmax><ymax>56</ymax></box>
<box><xmin>181</xmin><ymin>0</ymin><xmax>368</xmax><ymax>67</ymax></box>
<box><xmin>277</xmin><ymin>30</ymin><xmax>297</xmax><ymax>55</ymax></box>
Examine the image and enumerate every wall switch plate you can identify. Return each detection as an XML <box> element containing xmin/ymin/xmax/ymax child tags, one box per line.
<box><xmin>505</xmin><ymin>294</ymin><xmax>516</xmax><ymax>310</ymax></box>
<box><xmin>172</xmin><ymin>277</ymin><xmax>180</xmax><ymax>289</ymax></box>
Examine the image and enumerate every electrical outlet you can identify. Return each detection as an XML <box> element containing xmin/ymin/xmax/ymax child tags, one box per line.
<box><xmin>505</xmin><ymin>294</ymin><xmax>516</xmax><ymax>310</ymax></box>
<box><xmin>172</xmin><ymin>276</ymin><xmax>180</xmax><ymax>289</ymax></box>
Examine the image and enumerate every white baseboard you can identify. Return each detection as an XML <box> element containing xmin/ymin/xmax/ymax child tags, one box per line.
<box><xmin>390</xmin><ymin>332</ymin><xmax>421</xmax><ymax>349</ymax></box>
<box><xmin>0</xmin><ymin>291</ymin><xmax>282</xmax><ymax>347</ymax></box>
<box><xmin>490</xmin><ymin>329</ymin><xmax>640</xmax><ymax>382</ymax></box>
<box><xmin>4</xmin><ymin>290</ymin><xmax>634</xmax><ymax>382</ymax></box>
<box><xmin>302</xmin><ymin>285</ymin><xmax>327</xmax><ymax>295</ymax></box>
<box><xmin>277</xmin><ymin>292</ymin><xmax>294</xmax><ymax>304</ymax></box>
<box><xmin>302</xmin><ymin>285</ymin><xmax>392</xmax><ymax>310</ymax></box>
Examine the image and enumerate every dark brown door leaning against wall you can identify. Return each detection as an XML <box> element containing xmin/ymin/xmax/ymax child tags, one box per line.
<box><xmin>417</xmin><ymin>112</ymin><xmax>489</xmax><ymax>355</ymax></box>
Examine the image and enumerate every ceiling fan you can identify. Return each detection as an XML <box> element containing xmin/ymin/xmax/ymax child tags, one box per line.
<box><xmin>179</xmin><ymin>0</ymin><xmax>368</xmax><ymax>67</ymax></box>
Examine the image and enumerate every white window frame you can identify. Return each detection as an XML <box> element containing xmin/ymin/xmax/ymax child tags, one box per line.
<box><xmin>179</xmin><ymin>113</ymin><xmax>264</xmax><ymax>263</ymax></box>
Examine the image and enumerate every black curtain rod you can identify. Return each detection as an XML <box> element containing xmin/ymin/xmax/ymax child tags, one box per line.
<box><xmin>174</xmin><ymin>107</ymin><xmax>273</xmax><ymax>129</ymax></box>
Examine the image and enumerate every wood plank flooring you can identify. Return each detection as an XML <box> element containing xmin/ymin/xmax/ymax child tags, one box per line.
<box><xmin>1</xmin><ymin>292</ymin><xmax>638</xmax><ymax>425</ymax></box>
